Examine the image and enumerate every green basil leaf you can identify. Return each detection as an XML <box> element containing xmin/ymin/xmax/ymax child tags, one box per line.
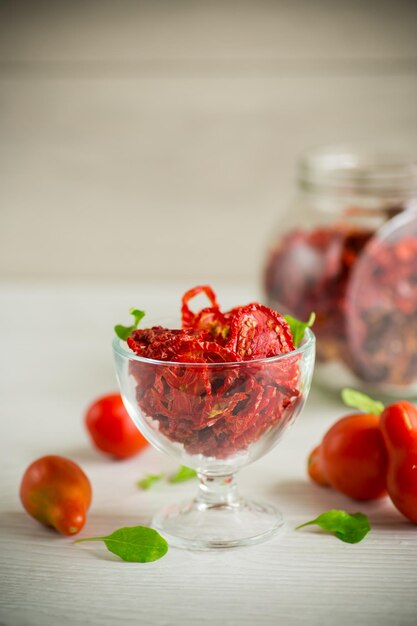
<box><xmin>284</xmin><ymin>312</ymin><xmax>315</xmax><ymax>347</ymax></box>
<box><xmin>296</xmin><ymin>510</ymin><xmax>370</xmax><ymax>544</ymax></box>
<box><xmin>137</xmin><ymin>473</ymin><xmax>164</xmax><ymax>490</ymax></box>
<box><xmin>114</xmin><ymin>308</ymin><xmax>145</xmax><ymax>340</ymax></box>
<box><xmin>169</xmin><ymin>466</ymin><xmax>197</xmax><ymax>483</ymax></box>
<box><xmin>341</xmin><ymin>388</ymin><xmax>384</xmax><ymax>416</ymax></box>
<box><xmin>75</xmin><ymin>526</ymin><xmax>168</xmax><ymax>562</ymax></box>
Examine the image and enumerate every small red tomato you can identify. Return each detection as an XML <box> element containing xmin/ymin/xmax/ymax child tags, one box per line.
<box><xmin>309</xmin><ymin>413</ymin><xmax>388</xmax><ymax>500</ymax></box>
<box><xmin>20</xmin><ymin>455</ymin><xmax>92</xmax><ymax>535</ymax></box>
<box><xmin>85</xmin><ymin>393</ymin><xmax>148</xmax><ymax>459</ymax></box>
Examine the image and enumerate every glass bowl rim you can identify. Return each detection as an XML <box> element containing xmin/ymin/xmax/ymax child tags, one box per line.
<box><xmin>112</xmin><ymin>327</ymin><xmax>315</xmax><ymax>368</ymax></box>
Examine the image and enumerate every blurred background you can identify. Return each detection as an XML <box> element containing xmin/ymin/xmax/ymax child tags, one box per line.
<box><xmin>1</xmin><ymin>0</ymin><xmax>417</xmax><ymax>287</ymax></box>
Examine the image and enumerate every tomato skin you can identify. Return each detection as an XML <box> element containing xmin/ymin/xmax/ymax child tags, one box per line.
<box><xmin>20</xmin><ymin>455</ymin><xmax>92</xmax><ymax>535</ymax></box>
<box><xmin>85</xmin><ymin>393</ymin><xmax>148</xmax><ymax>459</ymax></box>
<box><xmin>380</xmin><ymin>401</ymin><xmax>417</xmax><ymax>524</ymax></box>
<box><xmin>312</xmin><ymin>413</ymin><xmax>388</xmax><ymax>500</ymax></box>
<box><xmin>307</xmin><ymin>445</ymin><xmax>330</xmax><ymax>487</ymax></box>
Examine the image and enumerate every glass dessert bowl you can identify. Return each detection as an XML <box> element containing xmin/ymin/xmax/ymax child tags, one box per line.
<box><xmin>113</xmin><ymin>326</ymin><xmax>315</xmax><ymax>550</ymax></box>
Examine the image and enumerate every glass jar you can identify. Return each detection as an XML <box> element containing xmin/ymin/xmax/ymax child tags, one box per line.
<box><xmin>264</xmin><ymin>145</ymin><xmax>417</xmax><ymax>397</ymax></box>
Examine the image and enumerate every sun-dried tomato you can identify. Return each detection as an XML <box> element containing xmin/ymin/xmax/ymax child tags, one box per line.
<box><xmin>192</xmin><ymin>308</ymin><xmax>231</xmax><ymax>344</ymax></box>
<box><xmin>127</xmin><ymin>326</ymin><xmax>209</xmax><ymax>361</ymax></box>
<box><xmin>225</xmin><ymin>303</ymin><xmax>294</xmax><ymax>360</ymax></box>
<box><xmin>175</xmin><ymin>341</ymin><xmax>239</xmax><ymax>364</ymax></box>
<box><xmin>127</xmin><ymin>286</ymin><xmax>301</xmax><ymax>458</ymax></box>
<box><xmin>181</xmin><ymin>285</ymin><xmax>220</xmax><ymax>328</ymax></box>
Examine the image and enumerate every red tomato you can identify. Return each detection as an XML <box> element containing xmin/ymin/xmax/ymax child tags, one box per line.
<box><xmin>380</xmin><ymin>401</ymin><xmax>417</xmax><ymax>524</ymax></box>
<box><xmin>307</xmin><ymin>445</ymin><xmax>330</xmax><ymax>487</ymax></box>
<box><xmin>85</xmin><ymin>393</ymin><xmax>148</xmax><ymax>459</ymax></box>
<box><xmin>309</xmin><ymin>413</ymin><xmax>388</xmax><ymax>500</ymax></box>
<box><xmin>20</xmin><ymin>455</ymin><xmax>92</xmax><ymax>535</ymax></box>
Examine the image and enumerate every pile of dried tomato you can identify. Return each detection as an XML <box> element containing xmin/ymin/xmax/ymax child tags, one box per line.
<box><xmin>126</xmin><ymin>286</ymin><xmax>301</xmax><ymax>458</ymax></box>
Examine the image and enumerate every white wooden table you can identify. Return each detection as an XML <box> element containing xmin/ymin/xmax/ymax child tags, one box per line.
<box><xmin>1</xmin><ymin>281</ymin><xmax>416</xmax><ymax>626</ymax></box>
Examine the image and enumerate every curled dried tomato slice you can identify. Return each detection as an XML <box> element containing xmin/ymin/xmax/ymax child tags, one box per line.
<box><xmin>226</xmin><ymin>304</ymin><xmax>294</xmax><ymax>360</ymax></box>
<box><xmin>127</xmin><ymin>325</ymin><xmax>238</xmax><ymax>364</ymax></box>
<box><xmin>127</xmin><ymin>326</ymin><xmax>177</xmax><ymax>355</ymax></box>
<box><xmin>127</xmin><ymin>327</ymin><xmax>210</xmax><ymax>361</ymax></box>
<box><xmin>181</xmin><ymin>285</ymin><xmax>220</xmax><ymax>328</ymax></box>
<box><xmin>175</xmin><ymin>341</ymin><xmax>238</xmax><ymax>364</ymax></box>
<box><xmin>192</xmin><ymin>308</ymin><xmax>230</xmax><ymax>344</ymax></box>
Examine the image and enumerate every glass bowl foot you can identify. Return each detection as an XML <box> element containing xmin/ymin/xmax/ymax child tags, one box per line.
<box><xmin>152</xmin><ymin>498</ymin><xmax>284</xmax><ymax>550</ymax></box>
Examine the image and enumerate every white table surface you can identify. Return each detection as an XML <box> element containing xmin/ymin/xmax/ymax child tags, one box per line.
<box><xmin>1</xmin><ymin>281</ymin><xmax>417</xmax><ymax>626</ymax></box>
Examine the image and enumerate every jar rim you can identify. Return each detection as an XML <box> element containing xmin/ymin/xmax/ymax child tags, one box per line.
<box><xmin>298</xmin><ymin>144</ymin><xmax>417</xmax><ymax>198</ymax></box>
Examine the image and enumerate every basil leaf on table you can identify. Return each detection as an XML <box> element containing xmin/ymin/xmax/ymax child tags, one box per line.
<box><xmin>74</xmin><ymin>526</ymin><xmax>168</xmax><ymax>562</ymax></box>
<box><xmin>136</xmin><ymin>466</ymin><xmax>196</xmax><ymax>489</ymax></box>
<box><xmin>137</xmin><ymin>473</ymin><xmax>164</xmax><ymax>490</ymax></box>
<box><xmin>296</xmin><ymin>510</ymin><xmax>371</xmax><ymax>544</ymax></box>
<box><xmin>169</xmin><ymin>466</ymin><xmax>197</xmax><ymax>483</ymax></box>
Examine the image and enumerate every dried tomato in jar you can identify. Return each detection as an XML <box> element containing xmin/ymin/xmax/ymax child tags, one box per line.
<box><xmin>263</xmin><ymin>145</ymin><xmax>417</xmax><ymax>396</ymax></box>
